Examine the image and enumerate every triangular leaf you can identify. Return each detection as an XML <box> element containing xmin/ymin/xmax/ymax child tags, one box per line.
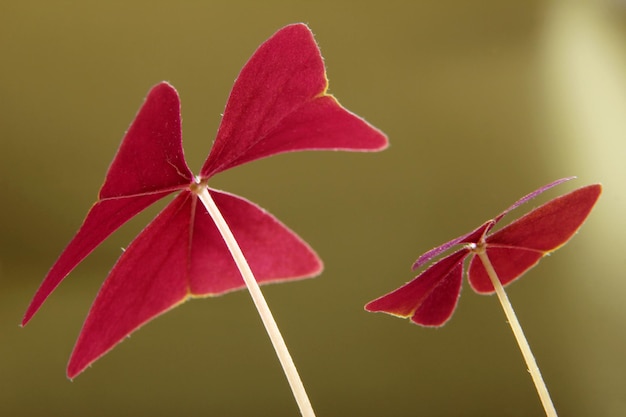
<box><xmin>366</xmin><ymin>249</ymin><xmax>468</xmax><ymax>327</ymax></box>
<box><xmin>68</xmin><ymin>192</ymin><xmax>195</xmax><ymax>378</ymax></box>
<box><xmin>23</xmin><ymin>82</ymin><xmax>192</xmax><ymax>326</ymax></box>
<box><xmin>100</xmin><ymin>82</ymin><xmax>193</xmax><ymax>197</ymax></box>
<box><xmin>188</xmin><ymin>189</ymin><xmax>323</xmax><ymax>295</ymax></box>
<box><xmin>201</xmin><ymin>23</ymin><xmax>387</xmax><ymax>178</ymax></box>
<box><xmin>468</xmin><ymin>184</ymin><xmax>602</xmax><ymax>293</ymax></box>
<box><xmin>467</xmin><ymin>248</ymin><xmax>544</xmax><ymax>293</ymax></box>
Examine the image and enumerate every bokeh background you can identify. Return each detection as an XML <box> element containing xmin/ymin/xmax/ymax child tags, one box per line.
<box><xmin>1</xmin><ymin>1</ymin><xmax>625</xmax><ymax>416</ymax></box>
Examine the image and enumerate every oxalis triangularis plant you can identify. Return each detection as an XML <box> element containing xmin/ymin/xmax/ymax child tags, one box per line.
<box><xmin>366</xmin><ymin>177</ymin><xmax>602</xmax><ymax>417</ymax></box>
<box><xmin>20</xmin><ymin>22</ymin><xmax>603</xmax><ymax>417</ymax></box>
<box><xmin>21</xmin><ymin>24</ymin><xmax>387</xmax><ymax>417</ymax></box>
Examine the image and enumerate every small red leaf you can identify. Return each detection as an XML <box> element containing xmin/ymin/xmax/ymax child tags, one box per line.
<box><xmin>488</xmin><ymin>184</ymin><xmax>602</xmax><ymax>252</ymax></box>
<box><xmin>468</xmin><ymin>184</ymin><xmax>602</xmax><ymax>293</ymax></box>
<box><xmin>467</xmin><ymin>247</ymin><xmax>544</xmax><ymax>293</ymax></box>
<box><xmin>366</xmin><ymin>249</ymin><xmax>467</xmax><ymax>327</ymax></box>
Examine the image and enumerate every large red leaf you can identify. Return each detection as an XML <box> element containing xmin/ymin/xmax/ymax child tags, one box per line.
<box><xmin>201</xmin><ymin>23</ymin><xmax>387</xmax><ymax>178</ymax></box>
<box><xmin>99</xmin><ymin>82</ymin><xmax>193</xmax><ymax>197</ymax></box>
<box><xmin>22</xmin><ymin>82</ymin><xmax>192</xmax><ymax>325</ymax></box>
<box><xmin>67</xmin><ymin>189</ymin><xmax>322</xmax><ymax>377</ymax></box>
<box><xmin>188</xmin><ymin>189</ymin><xmax>322</xmax><ymax>295</ymax></box>
<box><xmin>67</xmin><ymin>192</ymin><xmax>194</xmax><ymax>378</ymax></box>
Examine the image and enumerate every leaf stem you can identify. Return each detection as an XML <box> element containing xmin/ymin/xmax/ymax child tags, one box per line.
<box><xmin>196</xmin><ymin>187</ymin><xmax>316</xmax><ymax>417</ymax></box>
<box><xmin>476</xmin><ymin>250</ymin><xmax>558</xmax><ymax>417</ymax></box>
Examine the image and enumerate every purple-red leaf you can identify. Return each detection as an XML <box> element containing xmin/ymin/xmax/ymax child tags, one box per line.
<box><xmin>24</xmin><ymin>23</ymin><xmax>388</xmax><ymax>377</ymax></box>
<box><xmin>366</xmin><ymin>180</ymin><xmax>602</xmax><ymax>327</ymax></box>
<box><xmin>412</xmin><ymin>220</ymin><xmax>493</xmax><ymax>270</ymax></box>
<box><xmin>412</xmin><ymin>178</ymin><xmax>575</xmax><ymax>270</ymax></box>
<box><xmin>493</xmin><ymin>177</ymin><xmax>574</xmax><ymax>223</ymax></box>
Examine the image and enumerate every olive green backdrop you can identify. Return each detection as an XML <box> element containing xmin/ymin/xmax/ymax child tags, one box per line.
<box><xmin>1</xmin><ymin>1</ymin><xmax>625</xmax><ymax>416</ymax></box>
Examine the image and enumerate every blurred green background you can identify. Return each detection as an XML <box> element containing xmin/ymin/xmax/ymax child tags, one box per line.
<box><xmin>1</xmin><ymin>1</ymin><xmax>625</xmax><ymax>416</ymax></box>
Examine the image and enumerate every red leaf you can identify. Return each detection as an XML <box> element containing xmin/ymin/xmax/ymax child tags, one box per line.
<box><xmin>366</xmin><ymin>249</ymin><xmax>467</xmax><ymax>327</ymax></box>
<box><xmin>22</xmin><ymin>82</ymin><xmax>192</xmax><ymax>326</ymax></box>
<box><xmin>67</xmin><ymin>192</ymin><xmax>194</xmax><ymax>378</ymax></box>
<box><xmin>467</xmin><ymin>247</ymin><xmax>544</xmax><ymax>293</ymax></box>
<box><xmin>468</xmin><ymin>183</ymin><xmax>602</xmax><ymax>293</ymax></box>
<box><xmin>68</xmin><ymin>188</ymin><xmax>322</xmax><ymax>377</ymax></box>
<box><xmin>188</xmin><ymin>189</ymin><xmax>322</xmax><ymax>295</ymax></box>
<box><xmin>201</xmin><ymin>23</ymin><xmax>387</xmax><ymax>178</ymax></box>
<box><xmin>99</xmin><ymin>82</ymin><xmax>193</xmax><ymax>197</ymax></box>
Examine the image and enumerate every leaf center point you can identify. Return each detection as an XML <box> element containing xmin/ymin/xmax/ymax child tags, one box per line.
<box><xmin>189</xmin><ymin>177</ymin><xmax>208</xmax><ymax>195</ymax></box>
<box><xmin>467</xmin><ymin>240</ymin><xmax>487</xmax><ymax>254</ymax></box>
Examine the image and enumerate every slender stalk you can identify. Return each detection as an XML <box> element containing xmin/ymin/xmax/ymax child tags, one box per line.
<box><xmin>195</xmin><ymin>186</ymin><xmax>316</xmax><ymax>417</ymax></box>
<box><xmin>476</xmin><ymin>250</ymin><xmax>558</xmax><ymax>417</ymax></box>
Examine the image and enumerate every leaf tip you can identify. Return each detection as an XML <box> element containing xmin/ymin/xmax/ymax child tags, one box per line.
<box><xmin>21</xmin><ymin>297</ymin><xmax>42</xmax><ymax>327</ymax></box>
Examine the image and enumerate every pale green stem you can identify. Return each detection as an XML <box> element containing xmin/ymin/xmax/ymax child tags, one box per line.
<box><xmin>476</xmin><ymin>250</ymin><xmax>558</xmax><ymax>417</ymax></box>
<box><xmin>196</xmin><ymin>186</ymin><xmax>316</xmax><ymax>417</ymax></box>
